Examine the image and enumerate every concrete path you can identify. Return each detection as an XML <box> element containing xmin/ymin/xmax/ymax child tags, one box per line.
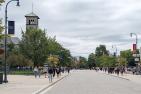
<box><xmin>43</xmin><ymin>70</ymin><xmax>141</xmax><ymax>94</ymax></box>
<box><xmin>0</xmin><ymin>73</ymin><xmax>68</xmax><ymax>94</ymax></box>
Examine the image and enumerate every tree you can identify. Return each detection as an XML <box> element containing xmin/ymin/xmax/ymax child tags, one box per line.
<box><xmin>0</xmin><ymin>0</ymin><xmax>4</xmax><ymax>5</ymax></box>
<box><xmin>77</xmin><ymin>56</ymin><xmax>88</xmax><ymax>68</ymax></box>
<box><xmin>95</xmin><ymin>45</ymin><xmax>109</xmax><ymax>57</ymax></box>
<box><xmin>0</xmin><ymin>19</ymin><xmax>5</xmax><ymax>41</ymax></box>
<box><xmin>0</xmin><ymin>0</ymin><xmax>4</xmax><ymax>36</ymax></box>
<box><xmin>120</xmin><ymin>50</ymin><xmax>135</xmax><ymax>66</ymax></box>
<box><xmin>117</xmin><ymin>56</ymin><xmax>127</xmax><ymax>66</ymax></box>
<box><xmin>48</xmin><ymin>54</ymin><xmax>59</xmax><ymax>67</ymax></box>
<box><xmin>58</xmin><ymin>49</ymin><xmax>72</xmax><ymax>67</ymax></box>
<box><xmin>96</xmin><ymin>55</ymin><xmax>116</xmax><ymax>67</ymax></box>
<box><xmin>19</xmin><ymin>28</ymin><xmax>48</xmax><ymax>66</ymax></box>
<box><xmin>7</xmin><ymin>53</ymin><xmax>33</xmax><ymax>67</ymax></box>
<box><xmin>88</xmin><ymin>53</ymin><xmax>96</xmax><ymax>69</ymax></box>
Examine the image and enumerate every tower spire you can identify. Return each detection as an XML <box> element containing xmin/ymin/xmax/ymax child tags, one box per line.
<box><xmin>32</xmin><ymin>3</ymin><xmax>33</xmax><ymax>13</ymax></box>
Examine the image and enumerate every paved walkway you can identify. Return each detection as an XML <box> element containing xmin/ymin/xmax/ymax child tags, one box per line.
<box><xmin>99</xmin><ymin>71</ymin><xmax>141</xmax><ymax>84</ymax></box>
<box><xmin>0</xmin><ymin>73</ymin><xmax>68</xmax><ymax>94</ymax></box>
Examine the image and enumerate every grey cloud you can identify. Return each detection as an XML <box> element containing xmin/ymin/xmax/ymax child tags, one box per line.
<box><xmin>1</xmin><ymin>0</ymin><xmax>141</xmax><ymax>57</ymax></box>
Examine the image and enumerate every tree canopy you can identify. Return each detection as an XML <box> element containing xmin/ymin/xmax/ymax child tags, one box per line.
<box><xmin>95</xmin><ymin>45</ymin><xmax>109</xmax><ymax>57</ymax></box>
<box><xmin>19</xmin><ymin>28</ymin><xmax>48</xmax><ymax>66</ymax></box>
<box><xmin>88</xmin><ymin>53</ymin><xmax>96</xmax><ymax>69</ymax></box>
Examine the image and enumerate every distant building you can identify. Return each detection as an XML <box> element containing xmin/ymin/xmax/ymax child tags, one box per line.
<box><xmin>25</xmin><ymin>12</ymin><xmax>40</xmax><ymax>30</ymax></box>
<box><xmin>0</xmin><ymin>37</ymin><xmax>20</xmax><ymax>48</ymax></box>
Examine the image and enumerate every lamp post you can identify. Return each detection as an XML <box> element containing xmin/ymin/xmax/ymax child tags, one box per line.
<box><xmin>130</xmin><ymin>33</ymin><xmax>139</xmax><ymax>73</ymax></box>
<box><xmin>112</xmin><ymin>45</ymin><xmax>117</xmax><ymax>57</ymax></box>
<box><xmin>130</xmin><ymin>33</ymin><xmax>138</xmax><ymax>50</ymax></box>
<box><xmin>4</xmin><ymin>0</ymin><xmax>20</xmax><ymax>83</ymax></box>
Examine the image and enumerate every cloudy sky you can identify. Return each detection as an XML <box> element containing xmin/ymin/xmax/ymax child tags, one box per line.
<box><xmin>1</xmin><ymin>0</ymin><xmax>141</xmax><ymax>57</ymax></box>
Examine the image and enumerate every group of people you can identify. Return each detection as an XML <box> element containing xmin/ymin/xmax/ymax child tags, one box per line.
<box><xmin>94</xmin><ymin>67</ymin><xmax>126</xmax><ymax>76</ymax></box>
<box><xmin>33</xmin><ymin>66</ymin><xmax>71</xmax><ymax>83</ymax></box>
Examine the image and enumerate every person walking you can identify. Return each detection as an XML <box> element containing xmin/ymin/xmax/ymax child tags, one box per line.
<box><xmin>56</xmin><ymin>67</ymin><xmax>60</xmax><ymax>78</ymax></box>
<box><xmin>33</xmin><ymin>66</ymin><xmax>38</xmax><ymax>78</ymax></box>
<box><xmin>48</xmin><ymin>67</ymin><xmax>53</xmax><ymax>83</ymax></box>
<box><xmin>43</xmin><ymin>67</ymin><xmax>48</xmax><ymax>78</ymax></box>
<box><xmin>38</xmin><ymin>66</ymin><xmax>42</xmax><ymax>78</ymax></box>
<box><xmin>67</xmin><ymin>67</ymin><xmax>70</xmax><ymax>74</ymax></box>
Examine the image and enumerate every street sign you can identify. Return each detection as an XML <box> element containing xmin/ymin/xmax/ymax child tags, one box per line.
<box><xmin>135</xmin><ymin>58</ymin><xmax>140</xmax><ymax>62</ymax></box>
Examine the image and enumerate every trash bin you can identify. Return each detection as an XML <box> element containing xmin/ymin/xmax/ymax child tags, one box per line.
<box><xmin>0</xmin><ymin>72</ymin><xmax>3</xmax><ymax>84</ymax></box>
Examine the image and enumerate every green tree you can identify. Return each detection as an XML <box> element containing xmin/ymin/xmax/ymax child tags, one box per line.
<box><xmin>117</xmin><ymin>56</ymin><xmax>127</xmax><ymax>66</ymax></box>
<box><xmin>46</xmin><ymin>37</ymin><xmax>72</xmax><ymax>67</ymax></box>
<box><xmin>0</xmin><ymin>0</ymin><xmax>4</xmax><ymax>36</ymax></box>
<box><xmin>0</xmin><ymin>0</ymin><xmax>4</xmax><ymax>4</ymax></box>
<box><xmin>78</xmin><ymin>56</ymin><xmax>88</xmax><ymax>68</ymax></box>
<box><xmin>58</xmin><ymin>49</ymin><xmax>72</xmax><ymax>67</ymax></box>
<box><xmin>88</xmin><ymin>53</ymin><xmax>96</xmax><ymax>69</ymax></box>
<box><xmin>19</xmin><ymin>28</ymin><xmax>48</xmax><ymax>66</ymax></box>
<box><xmin>120</xmin><ymin>49</ymin><xmax>135</xmax><ymax>66</ymax></box>
<box><xmin>95</xmin><ymin>45</ymin><xmax>109</xmax><ymax>57</ymax></box>
<box><xmin>7</xmin><ymin>53</ymin><xmax>33</xmax><ymax>67</ymax></box>
<box><xmin>96</xmin><ymin>55</ymin><xmax>116</xmax><ymax>67</ymax></box>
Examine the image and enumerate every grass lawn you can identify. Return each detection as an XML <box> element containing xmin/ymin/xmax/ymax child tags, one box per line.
<box><xmin>9</xmin><ymin>70</ymin><xmax>34</xmax><ymax>75</ymax></box>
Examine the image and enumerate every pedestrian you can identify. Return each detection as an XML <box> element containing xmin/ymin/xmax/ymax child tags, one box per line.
<box><xmin>67</xmin><ymin>67</ymin><xmax>70</xmax><ymax>74</ymax></box>
<box><xmin>38</xmin><ymin>66</ymin><xmax>42</xmax><ymax>78</ymax></box>
<box><xmin>33</xmin><ymin>66</ymin><xmax>38</xmax><ymax>78</ymax></box>
<box><xmin>43</xmin><ymin>67</ymin><xmax>48</xmax><ymax>78</ymax></box>
<box><xmin>48</xmin><ymin>67</ymin><xmax>53</xmax><ymax>83</ymax></box>
<box><xmin>56</xmin><ymin>67</ymin><xmax>60</xmax><ymax>78</ymax></box>
<box><xmin>53</xmin><ymin>67</ymin><xmax>56</xmax><ymax>77</ymax></box>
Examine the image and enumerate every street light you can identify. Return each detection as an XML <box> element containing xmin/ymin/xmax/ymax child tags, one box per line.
<box><xmin>130</xmin><ymin>33</ymin><xmax>139</xmax><ymax>74</ymax></box>
<box><xmin>4</xmin><ymin>0</ymin><xmax>20</xmax><ymax>83</ymax></box>
<box><xmin>112</xmin><ymin>45</ymin><xmax>117</xmax><ymax>57</ymax></box>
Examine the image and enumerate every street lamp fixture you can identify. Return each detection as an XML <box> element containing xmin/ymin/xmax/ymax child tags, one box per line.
<box><xmin>4</xmin><ymin>0</ymin><xmax>20</xmax><ymax>83</ymax></box>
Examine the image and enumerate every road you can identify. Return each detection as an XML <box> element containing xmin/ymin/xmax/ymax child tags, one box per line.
<box><xmin>42</xmin><ymin>70</ymin><xmax>141</xmax><ymax>94</ymax></box>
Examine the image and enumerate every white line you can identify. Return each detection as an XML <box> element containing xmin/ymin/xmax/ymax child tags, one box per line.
<box><xmin>39</xmin><ymin>85</ymin><xmax>54</xmax><ymax>94</ymax></box>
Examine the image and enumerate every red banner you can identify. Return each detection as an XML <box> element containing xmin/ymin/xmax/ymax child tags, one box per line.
<box><xmin>133</xmin><ymin>44</ymin><xmax>136</xmax><ymax>54</ymax></box>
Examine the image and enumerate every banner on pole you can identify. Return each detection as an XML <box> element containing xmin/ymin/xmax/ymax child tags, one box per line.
<box><xmin>8</xmin><ymin>21</ymin><xmax>15</xmax><ymax>34</ymax></box>
<box><xmin>133</xmin><ymin>44</ymin><xmax>136</xmax><ymax>54</ymax></box>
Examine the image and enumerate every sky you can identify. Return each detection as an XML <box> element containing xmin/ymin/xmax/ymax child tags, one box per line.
<box><xmin>1</xmin><ymin>0</ymin><xmax>141</xmax><ymax>57</ymax></box>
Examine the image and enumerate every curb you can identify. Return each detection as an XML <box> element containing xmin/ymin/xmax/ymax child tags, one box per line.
<box><xmin>108</xmin><ymin>74</ymin><xmax>130</xmax><ymax>81</ymax></box>
<box><xmin>99</xmin><ymin>72</ymin><xmax>130</xmax><ymax>81</ymax></box>
<box><xmin>33</xmin><ymin>74</ymin><xmax>69</xmax><ymax>94</ymax></box>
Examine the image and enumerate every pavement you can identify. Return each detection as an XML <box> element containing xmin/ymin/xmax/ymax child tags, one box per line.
<box><xmin>99</xmin><ymin>71</ymin><xmax>141</xmax><ymax>84</ymax></box>
<box><xmin>0</xmin><ymin>73</ymin><xmax>68</xmax><ymax>94</ymax></box>
<box><xmin>1</xmin><ymin>70</ymin><xmax>141</xmax><ymax>94</ymax></box>
<box><xmin>42</xmin><ymin>70</ymin><xmax>141</xmax><ymax>94</ymax></box>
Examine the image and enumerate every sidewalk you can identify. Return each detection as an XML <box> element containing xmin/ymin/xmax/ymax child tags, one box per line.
<box><xmin>99</xmin><ymin>71</ymin><xmax>141</xmax><ymax>84</ymax></box>
<box><xmin>0</xmin><ymin>73</ymin><xmax>68</xmax><ymax>94</ymax></box>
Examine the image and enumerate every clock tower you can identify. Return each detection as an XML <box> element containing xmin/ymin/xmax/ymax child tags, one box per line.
<box><xmin>25</xmin><ymin>12</ymin><xmax>39</xmax><ymax>30</ymax></box>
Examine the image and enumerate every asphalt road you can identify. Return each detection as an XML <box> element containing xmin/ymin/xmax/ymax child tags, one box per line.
<box><xmin>42</xmin><ymin>70</ymin><xmax>141</xmax><ymax>94</ymax></box>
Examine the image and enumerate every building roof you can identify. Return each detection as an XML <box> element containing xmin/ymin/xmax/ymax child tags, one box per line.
<box><xmin>25</xmin><ymin>12</ymin><xmax>40</xmax><ymax>19</ymax></box>
<box><xmin>0</xmin><ymin>37</ymin><xmax>20</xmax><ymax>45</ymax></box>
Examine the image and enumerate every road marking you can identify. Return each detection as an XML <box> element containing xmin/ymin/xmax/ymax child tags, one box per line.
<box><xmin>32</xmin><ymin>74</ymin><xmax>69</xmax><ymax>94</ymax></box>
<box><xmin>40</xmin><ymin>85</ymin><xmax>54</xmax><ymax>94</ymax></box>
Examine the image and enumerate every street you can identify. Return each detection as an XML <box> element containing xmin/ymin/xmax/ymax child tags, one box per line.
<box><xmin>42</xmin><ymin>70</ymin><xmax>141</xmax><ymax>94</ymax></box>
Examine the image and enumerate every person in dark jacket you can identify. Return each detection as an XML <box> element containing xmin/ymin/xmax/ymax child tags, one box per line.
<box><xmin>48</xmin><ymin>67</ymin><xmax>53</xmax><ymax>83</ymax></box>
